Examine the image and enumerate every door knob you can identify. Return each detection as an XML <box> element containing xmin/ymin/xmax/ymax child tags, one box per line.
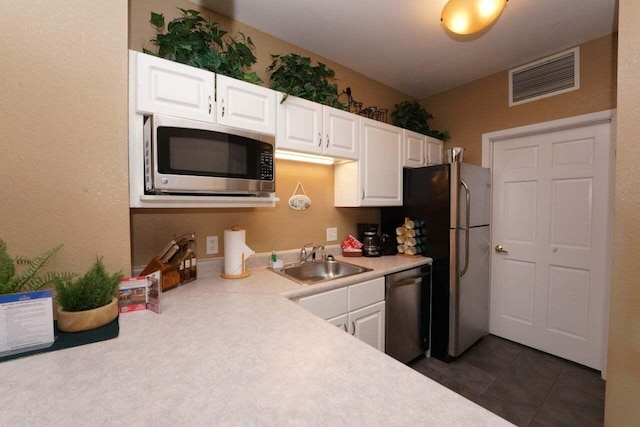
<box><xmin>495</xmin><ymin>245</ymin><xmax>509</xmax><ymax>254</ymax></box>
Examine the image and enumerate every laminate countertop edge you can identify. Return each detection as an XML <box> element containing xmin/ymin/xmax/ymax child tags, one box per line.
<box><xmin>0</xmin><ymin>256</ymin><xmax>512</xmax><ymax>426</ymax></box>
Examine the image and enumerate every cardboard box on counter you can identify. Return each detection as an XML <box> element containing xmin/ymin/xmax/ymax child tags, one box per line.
<box><xmin>118</xmin><ymin>271</ymin><xmax>161</xmax><ymax>314</ymax></box>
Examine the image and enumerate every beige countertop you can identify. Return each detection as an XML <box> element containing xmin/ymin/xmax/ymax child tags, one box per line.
<box><xmin>0</xmin><ymin>255</ymin><xmax>511</xmax><ymax>426</ymax></box>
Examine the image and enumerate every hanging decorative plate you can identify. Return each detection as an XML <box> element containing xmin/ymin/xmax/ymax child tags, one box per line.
<box><xmin>288</xmin><ymin>182</ymin><xmax>311</xmax><ymax>211</ymax></box>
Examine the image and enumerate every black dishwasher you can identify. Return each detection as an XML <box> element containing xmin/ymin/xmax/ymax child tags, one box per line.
<box><xmin>385</xmin><ymin>265</ymin><xmax>431</xmax><ymax>363</ymax></box>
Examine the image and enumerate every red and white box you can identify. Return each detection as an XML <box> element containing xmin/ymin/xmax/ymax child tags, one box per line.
<box><xmin>118</xmin><ymin>271</ymin><xmax>161</xmax><ymax>314</ymax></box>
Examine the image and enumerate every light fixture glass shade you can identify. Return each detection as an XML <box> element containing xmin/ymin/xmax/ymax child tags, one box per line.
<box><xmin>441</xmin><ymin>0</ymin><xmax>507</xmax><ymax>35</ymax></box>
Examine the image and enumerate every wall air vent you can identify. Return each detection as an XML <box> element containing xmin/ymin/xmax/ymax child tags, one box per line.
<box><xmin>509</xmin><ymin>47</ymin><xmax>580</xmax><ymax>106</ymax></box>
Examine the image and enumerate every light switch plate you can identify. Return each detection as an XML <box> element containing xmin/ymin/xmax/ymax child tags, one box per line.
<box><xmin>206</xmin><ymin>236</ymin><xmax>219</xmax><ymax>254</ymax></box>
<box><xmin>326</xmin><ymin>227</ymin><xmax>338</xmax><ymax>242</ymax></box>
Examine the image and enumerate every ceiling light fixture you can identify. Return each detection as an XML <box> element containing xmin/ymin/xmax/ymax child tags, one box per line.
<box><xmin>274</xmin><ymin>150</ymin><xmax>335</xmax><ymax>165</ymax></box>
<box><xmin>441</xmin><ymin>0</ymin><xmax>508</xmax><ymax>35</ymax></box>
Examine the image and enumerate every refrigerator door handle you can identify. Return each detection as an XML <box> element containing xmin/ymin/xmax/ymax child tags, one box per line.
<box><xmin>460</xmin><ymin>180</ymin><xmax>470</xmax><ymax>276</ymax></box>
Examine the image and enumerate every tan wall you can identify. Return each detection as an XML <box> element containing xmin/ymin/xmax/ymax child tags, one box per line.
<box><xmin>131</xmin><ymin>160</ymin><xmax>379</xmax><ymax>266</ymax></box>
<box><xmin>421</xmin><ymin>34</ymin><xmax>617</xmax><ymax>166</ymax></box>
<box><xmin>0</xmin><ymin>2</ymin><xmax>130</xmax><ymax>275</ymax></box>
<box><xmin>128</xmin><ymin>0</ymin><xmax>410</xmax><ymax>265</ymax></box>
<box><xmin>604</xmin><ymin>0</ymin><xmax>640</xmax><ymax>424</ymax></box>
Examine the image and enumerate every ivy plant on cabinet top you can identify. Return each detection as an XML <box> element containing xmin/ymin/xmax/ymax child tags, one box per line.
<box><xmin>146</xmin><ymin>8</ymin><xmax>262</xmax><ymax>84</ymax></box>
<box><xmin>267</xmin><ymin>53</ymin><xmax>347</xmax><ymax>109</ymax></box>
<box><xmin>391</xmin><ymin>101</ymin><xmax>450</xmax><ymax>142</ymax></box>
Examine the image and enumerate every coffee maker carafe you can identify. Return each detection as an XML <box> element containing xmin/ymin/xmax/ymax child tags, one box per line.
<box><xmin>362</xmin><ymin>231</ymin><xmax>381</xmax><ymax>257</ymax></box>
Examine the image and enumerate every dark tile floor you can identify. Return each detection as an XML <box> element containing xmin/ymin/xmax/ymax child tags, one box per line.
<box><xmin>409</xmin><ymin>335</ymin><xmax>605</xmax><ymax>426</ymax></box>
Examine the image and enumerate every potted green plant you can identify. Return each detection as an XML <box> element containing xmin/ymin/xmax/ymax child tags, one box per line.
<box><xmin>0</xmin><ymin>239</ymin><xmax>72</xmax><ymax>295</ymax></box>
<box><xmin>267</xmin><ymin>53</ymin><xmax>346</xmax><ymax>108</ymax></box>
<box><xmin>391</xmin><ymin>101</ymin><xmax>450</xmax><ymax>141</ymax></box>
<box><xmin>55</xmin><ymin>258</ymin><xmax>123</xmax><ymax>333</ymax></box>
<box><xmin>146</xmin><ymin>8</ymin><xmax>261</xmax><ymax>84</ymax></box>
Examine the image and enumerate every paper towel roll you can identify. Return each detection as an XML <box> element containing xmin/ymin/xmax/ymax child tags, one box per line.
<box><xmin>223</xmin><ymin>228</ymin><xmax>254</xmax><ymax>276</ymax></box>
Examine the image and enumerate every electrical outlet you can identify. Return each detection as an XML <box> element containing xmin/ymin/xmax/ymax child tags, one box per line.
<box><xmin>206</xmin><ymin>236</ymin><xmax>219</xmax><ymax>255</ymax></box>
<box><xmin>326</xmin><ymin>227</ymin><xmax>338</xmax><ymax>242</ymax></box>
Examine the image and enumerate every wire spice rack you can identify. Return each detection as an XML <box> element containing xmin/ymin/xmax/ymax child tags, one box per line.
<box><xmin>337</xmin><ymin>87</ymin><xmax>388</xmax><ymax>123</ymax></box>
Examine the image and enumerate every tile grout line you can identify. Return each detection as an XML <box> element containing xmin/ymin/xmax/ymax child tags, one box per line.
<box><xmin>526</xmin><ymin>364</ymin><xmax>566</xmax><ymax>426</ymax></box>
<box><xmin>477</xmin><ymin>345</ymin><xmax>524</xmax><ymax>396</ymax></box>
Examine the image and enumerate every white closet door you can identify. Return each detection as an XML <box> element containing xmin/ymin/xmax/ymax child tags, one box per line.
<box><xmin>490</xmin><ymin>121</ymin><xmax>612</xmax><ymax>370</ymax></box>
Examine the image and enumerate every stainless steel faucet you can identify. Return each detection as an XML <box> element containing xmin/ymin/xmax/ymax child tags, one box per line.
<box><xmin>300</xmin><ymin>243</ymin><xmax>324</xmax><ymax>263</ymax></box>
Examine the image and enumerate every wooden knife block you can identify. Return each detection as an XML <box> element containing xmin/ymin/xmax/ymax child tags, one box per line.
<box><xmin>141</xmin><ymin>257</ymin><xmax>181</xmax><ymax>292</ymax></box>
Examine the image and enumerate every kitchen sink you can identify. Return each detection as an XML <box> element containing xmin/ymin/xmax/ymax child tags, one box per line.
<box><xmin>270</xmin><ymin>259</ymin><xmax>372</xmax><ymax>285</ymax></box>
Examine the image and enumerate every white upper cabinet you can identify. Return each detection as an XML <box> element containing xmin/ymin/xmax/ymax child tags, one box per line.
<box><xmin>277</xmin><ymin>95</ymin><xmax>358</xmax><ymax>160</ymax></box>
<box><xmin>403</xmin><ymin>130</ymin><xmax>444</xmax><ymax>167</ymax></box>
<box><xmin>322</xmin><ymin>106</ymin><xmax>359</xmax><ymax>159</ymax></box>
<box><xmin>403</xmin><ymin>130</ymin><xmax>427</xmax><ymax>167</ymax></box>
<box><xmin>426</xmin><ymin>136</ymin><xmax>444</xmax><ymax>165</ymax></box>
<box><xmin>134</xmin><ymin>51</ymin><xmax>215</xmax><ymax>123</ymax></box>
<box><xmin>277</xmin><ymin>95</ymin><xmax>323</xmax><ymax>154</ymax></box>
<box><xmin>335</xmin><ymin>117</ymin><xmax>403</xmax><ymax>207</ymax></box>
<box><xmin>216</xmin><ymin>74</ymin><xmax>277</xmax><ymax>135</ymax></box>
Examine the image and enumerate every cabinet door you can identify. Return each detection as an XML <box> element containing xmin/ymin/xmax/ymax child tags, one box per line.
<box><xmin>277</xmin><ymin>95</ymin><xmax>323</xmax><ymax>154</ymax></box>
<box><xmin>348</xmin><ymin>301</ymin><xmax>386</xmax><ymax>352</ymax></box>
<box><xmin>216</xmin><ymin>74</ymin><xmax>277</xmax><ymax>135</ymax></box>
<box><xmin>404</xmin><ymin>130</ymin><xmax>427</xmax><ymax>168</ymax></box>
<box><xmin>135</xmin><ymin>51</ymin><xmax>215</xmax><ymax>122</ymax></box>
<box><xmin>327</xmin><ymin>313</ymin><xmax>349</xmax><ymax>333</ymax></box>
<box><xmin>298</xmin><ymin>287</ymin><xmax>348</xmax><ymax>320</ymax></box>
<box><xmin>323</xmin><ymin>106</ymin><xmax>359</xmax><ymax>160</ymax></box>
<box><xmin>360</xmin><ymin>118</ymin><xmax>403</xmax><ymax>206</ymax></box>
<box><xmin>426</xmin><ymin>136</ymin><xmax>443</xmax><ymax>165</ymax></box>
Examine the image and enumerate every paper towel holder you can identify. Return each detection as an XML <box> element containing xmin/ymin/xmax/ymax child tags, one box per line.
<box><xmin>221</xmin><ymin>225</ymin><xmax>252</xmax><ymax>279</ymax></box>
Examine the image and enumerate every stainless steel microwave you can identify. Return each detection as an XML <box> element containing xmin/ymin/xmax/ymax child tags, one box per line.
<box><xmin>143</xmin><ymin>114</ymin><xmax>275</xmax><ymax>196</ymax></box>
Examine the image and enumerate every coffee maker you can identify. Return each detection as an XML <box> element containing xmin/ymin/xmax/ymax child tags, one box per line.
<box><xmin>357</xmin><ymin>223</ymin><xmax>395</xmax><ymax>256</ymax></box>
<box><xmin>357</xmin><ymin>223</ymin><xmax>377</xmax><ymax>257</ymax></box>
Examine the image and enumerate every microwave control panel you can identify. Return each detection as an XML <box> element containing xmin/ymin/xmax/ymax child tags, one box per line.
<box><xmin>260</xmin><ymin>149</ymin><xmax>274</xmax><ymax>182</ymax></box>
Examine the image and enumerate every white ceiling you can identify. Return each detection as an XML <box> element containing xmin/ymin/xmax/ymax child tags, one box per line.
<box><xmin>193</xmin><ymin>0</ymin><xmax>618</xmax><ymax>99</ymax></box>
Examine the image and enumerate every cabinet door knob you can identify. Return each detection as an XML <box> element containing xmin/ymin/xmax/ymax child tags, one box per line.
<box><xmin>318</xmin><ymin>132</ymin><xmax>322</xmax><ymax>147</ymax></box>
<box><xmin>221</xmin><ymin>99</ymin><xmax>225</xmax><ymax>117</ymax></box>
<box><xmin>362</xmin><ymin>188</ymin><xmax>365</xmax><ymax>200</ymax></box>
<box><xmin>351</xmin><ymin>321</ymin><xmax>356</xmax><ymax>335</ymax></box>
<box><xmin>342</xmin><ymin>323</ymin><xmax>347</xmax><ymax>332</ymax></box>
<box><xmin>208</xmin><ymin>95</ymin><xmax>212</xmax><ymax>114</ymax></box>
<box><xmin>326</xmin><ymin>135</ymin><xmax>330</xmax><ymax>148</ymax></box>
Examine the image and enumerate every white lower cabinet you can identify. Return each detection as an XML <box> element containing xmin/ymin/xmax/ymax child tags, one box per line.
<box><xmin>298</xmin><ymin>277</ymin><xmax>386</xmax><ymax>352</ymax></box>
<box><xmin>348</xmin><ymin>301</ymin><xmax>385</xmax><ymax>351</ymax></box>
<box><xmin>327</xmin><ymin>313</ymin><xmax>349</xmax><ymax>333</ymax></box>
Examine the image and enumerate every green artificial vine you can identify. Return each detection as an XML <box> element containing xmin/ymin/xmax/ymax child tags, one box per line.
<box><xmin>0</xmin><ymin>239</ymin><xmax>74</xmax><ymax>295</ymax></box>
<box><xmin>146</xmin><ymin>8</ymin><xmax>261</xmax><ymax>84</ymax></box>
<box><xmin>391</xmin><ymin>101</ymin><xmax>450</xmax><ymax>141</ymax></box>
<box><xmin>267</xmin><ymin>53</ymin><xmax>346</xmax><ymax>109</ymax></box>
<box><xmin>55</xmin><ymin>258</ymin><xmax>123</xmax><ymax>312</ymax></box>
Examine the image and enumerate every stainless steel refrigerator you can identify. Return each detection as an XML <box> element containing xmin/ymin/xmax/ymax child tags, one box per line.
<box><xmin>381</xmin><ymin>161</ymin><xmax>490</xmax><ymax>361</ymax></box>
